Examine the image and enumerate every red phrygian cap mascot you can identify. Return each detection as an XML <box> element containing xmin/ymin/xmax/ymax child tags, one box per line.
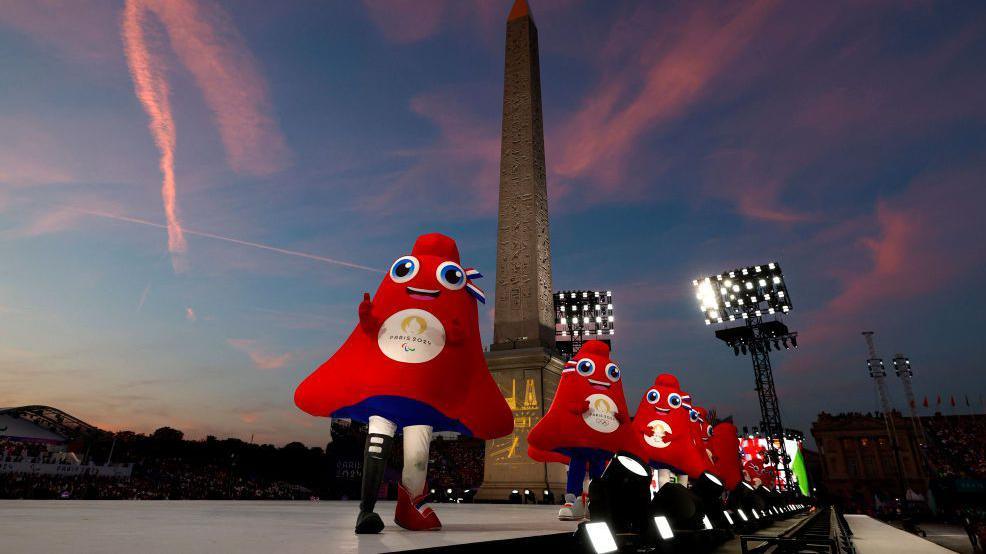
<box><xmin>684</xmin><ymin>404</ymin><xmax>717</xmax><ymax>475</ymax></box>
<box><xmin>527</xmin><ymin>340</ymin><xmax>633</xmax><ymax>520</ymax></box>
<box><xmin>709</xmin><ymin>420</ymin><xmax>743</xmax><ymax>491</ymax></box>
<box><xmin>295</xmin><ymin>233</ymin><xmax>512</xmax><ymax>534</ymax></box>
<box><xmin>631</xmin><ymin>374</ymin><xmax>711</xmax><ymax>479</ymax></box>
<box><xmin>741</xmin><ymin>439</ymin><xmax>769</xmax><ymax>489</ymax></box>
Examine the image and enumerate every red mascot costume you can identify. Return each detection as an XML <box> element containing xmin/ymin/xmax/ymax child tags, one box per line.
<box><xmin>709</xmin><ymin>420</ymin><xmax>743</xmax><ymax>491</ymax></box>
<box><xmin>630</xmin><ymin>374</ymin><xmax>711</xmax><ymax>481</ymax></box>
<box><xmin>684</xmin><ymin>404</ymin><xmax>717</xmax><ymax>475</ymax></box>
<box><xmin>295</xmin><ymin>233</ymin><xmax>513</xmax><ymax>534</ymax></box>
<box><xmin>527</xmin><ymin>340</ymin><xmax>632</xmax><ymax>521</ymax></box>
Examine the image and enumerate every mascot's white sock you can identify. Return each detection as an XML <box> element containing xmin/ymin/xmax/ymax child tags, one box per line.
<box><xmin>368</xmin><ymin>415</ymin><xmax>397</xmax><ymax>438</ymax></box>
<box><xmin>402</xmin><ymin>424</ymin><xmax>433</xmax><ymax>496</ymax></box>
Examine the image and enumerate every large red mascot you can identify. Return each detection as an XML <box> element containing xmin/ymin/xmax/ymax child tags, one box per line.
<box><xmin>709</xmin><ymin>420</ymin><xmax>743</xmax><ymax>491</ymax></box>
<box><xmin>527</xmin><ymin>340</ymin><xmax>632</xmax><ymax>520</ymax></box>
<box><xmin>295</xmin><ymin>233</ymin><xmax>513</xmax><ymax>534</ymax></box>
<box><xmin>631</xmin><ymin>374</ymin><xmax>711</xmax><ymax>481</ymax></box>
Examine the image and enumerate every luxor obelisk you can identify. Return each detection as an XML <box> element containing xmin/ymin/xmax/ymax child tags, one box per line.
<box><xmin>478</xmin><ymin>0</ymin><xmax>567</xmax><ymax>501</ymax></box>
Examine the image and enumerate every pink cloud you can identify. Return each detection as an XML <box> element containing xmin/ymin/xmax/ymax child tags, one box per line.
<box><xmin>227</xmin><ymin>338</ymin><xmax>293</xmax><ymax>370</ymax></box>
<box><xmin>551</xmin><ymin>1</ymin><xmax>778</xmax><ymax>189</ymax></box>
<box><xmin>144</xmin><ymin>0</ymin><xmax>291</xmax><ymax>176</ymax></box>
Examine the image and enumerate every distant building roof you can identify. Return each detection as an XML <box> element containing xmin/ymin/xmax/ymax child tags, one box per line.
<box><xmin>0</xmin><ymin>414</ymin><xmax>65</xmax><ymax>444</ymax></box>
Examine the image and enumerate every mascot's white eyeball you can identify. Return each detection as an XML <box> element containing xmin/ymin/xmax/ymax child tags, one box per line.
<box><xmin>576</xmin><ymin>358</ymin><xmax>595</xmax><ymax>376</ymax></box>
<box><xmin>435</xmin><ymin>261</ymin><xmax>466</xmax><ymax>290</ymax></box>
<box><xmin>646</xmin><ymin>389</ymin><xmax>660</xmax><ymax>404</ymax></box>
<box><xmin>605</xmin><ymin>363</ymin><xmax>621</xmax><ymax>382</ymax></box>
<box><xmin>668</xmin><ymin>393</ymin><xmax>683</xmax><ymax>409</ymax></box>
<box><xmin>390</xmin><ymin>256</ymin><xmax>419</xmax><ymax>283</ymax></box>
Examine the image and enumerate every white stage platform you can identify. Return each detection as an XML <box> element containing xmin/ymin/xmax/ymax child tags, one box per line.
<box><xmin>0</xmin><ymin>500</ymin><xmax>579</xmax><ymax>553</ymax></box>
<box><xmin>846</xmin><ymin>514</ymin><xmax>954</xmax><ymax>554</ymax></box>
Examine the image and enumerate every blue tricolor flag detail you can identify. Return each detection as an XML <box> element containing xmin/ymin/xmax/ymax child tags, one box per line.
<box><xmin>465</xmin><ymin>268</ymin><xmax>486</xmax><ymax>304</ymax></box>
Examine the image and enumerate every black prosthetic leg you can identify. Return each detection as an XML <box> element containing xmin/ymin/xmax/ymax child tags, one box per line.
<box><xmin>355</xmin><ymin>431</ymin><xmax>394</xmax><ymax>534</ymax></box>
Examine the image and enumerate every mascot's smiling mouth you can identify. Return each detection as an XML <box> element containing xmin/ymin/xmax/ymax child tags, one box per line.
<box><xmin>406</xmin><ymin>286</ymin><xmax>440</xmax><ymax>300</ymax></box>
<box><xmin>654</xmin><ymin>406</ymin><xmax>670</xmax><ymax>414</ymax></box>
<box><xmin>587</xmin><ymin>378</ymin><xmax>611</xmax><ymax>390</ymax></box>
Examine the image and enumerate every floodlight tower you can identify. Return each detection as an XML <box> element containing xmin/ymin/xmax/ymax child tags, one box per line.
<box><xmin>693</xmin><ymin>262</ymin><xmax>798</xmax><ymax>491</ymax></box>
<box><xmin>554</xmin><ymin>290</ymin><xmax>614</xmax><ymax>360</ymax></box>
<box><xmin>862</xmin><ymin>332</ymin><xmax>908</xmax><ymax>500</ymax></box>
<box><xmin>893</xmin><ymin>354</ymin><xmax>927</xmax><ymax>447</ymax></box>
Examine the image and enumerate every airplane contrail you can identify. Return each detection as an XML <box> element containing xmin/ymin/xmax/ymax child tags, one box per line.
<box><xmin>72</xmin><ymin>208</ymin><xmax>380</xmax><ymax>273</ymax></box>
<box><xmin>122</xmin><ymin>0</ymin><xmax>187</xmax><ymax>272</ymax></box>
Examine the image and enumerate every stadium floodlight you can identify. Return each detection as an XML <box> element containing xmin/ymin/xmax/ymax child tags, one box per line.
<box><xmin>693</xmin><ymin>262</ymin><xmax>792</xmax><ymax>322</ymax></box>
<box><xmin>694</xmin><ymin>260</ymin><xmax>799</xmax><ymax>492</ymax></box>
<box><xmin>554</xmin><ymin>290</ymin><xmax>615</xmax><ymax>359</ymax></box>
<box><xmin>892</xmin><ymin>356</ymin><xmax>912</xmax><ymax>377</ymax></box>
<box><xmin>654</xmin><ymin>515</ymin><xmax>675</xmax><ymax>540</ymax></box>
<box><xmin>584</xmin><ymin>522</ymin><xmax>619</xmax><ymax>554</ymax></box>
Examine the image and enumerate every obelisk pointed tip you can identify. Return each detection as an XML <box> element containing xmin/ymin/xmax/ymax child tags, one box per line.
<box><xmin>508</xmin><ymin>0</ymin><xmax>531</xmax><ymax>22</ymax></box>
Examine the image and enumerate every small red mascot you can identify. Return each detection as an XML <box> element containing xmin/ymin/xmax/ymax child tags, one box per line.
<box><xmin>630</xmin><ymin>374</ymin><xmax>711</xmax><ymax>481</ymax></box>
<box><xmin>295</xmin><ymin>233</ymin><xmax>513</xmax><ymax>534</ymax></box>
<box><xmin>709</xmin><ymin>420</ymin><xmax>743</xmax><ymax>491</ymax></box>
<box><xmin>684</xmin><ymin>404</ymin><xmax>717</xmax><ymax>475</ymax></box>
<box><xmin>527</xmin><ymin>340</ymin><xmax>632</xmax><ymax>521</ymax></box>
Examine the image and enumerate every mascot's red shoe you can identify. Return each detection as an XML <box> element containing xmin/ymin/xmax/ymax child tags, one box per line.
<box><xmin>395</xmin><ymin>485</ymin><xmax>442</xmax><ymax>531</ymax></box>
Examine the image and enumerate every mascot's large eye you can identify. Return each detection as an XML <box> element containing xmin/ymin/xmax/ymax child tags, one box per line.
<box><xmin>575</xmin><ymin>358</ymin><xmax>595</xmax><ymax>376</ymax></box>
<box><xmin>389</xmin><ymin>256</ymin><xmax>419</xmax><ymax>283</ymax></box>
<box><xmin>436</xmin><ymin>261</ymin><xmax>466</xmax><ymax>290</ymax></box>
<box><xmin>689</xmin><ymin>410</ymin><xmax>699</xmax><ymax>423</ymax></box>
<box><xmin>668</xmin><ymin>393</ymin><xmax>682</xmax><ymax>409</ymax></box>
<box><xmin>646</xmin><ymin>389</ymin><xmax>660</xmax><ymax>404</ymax></box>
<box><xmin>605</xmin><ymin>363</ymin><xmax>621</xmax><ymax>382</ymax></box>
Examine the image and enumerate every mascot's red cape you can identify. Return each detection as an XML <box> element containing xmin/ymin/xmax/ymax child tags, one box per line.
<box><xmin>685</xmin><ymin>404</ymin><xmax>717</xmax><ymax>475</ymax></box>
<box><xmin>294</xmin><ymin>233</ymin><xmax>513</xmax><ymax>439</ymax></box>
<box><xmin>709</xmin><ymin>420</ymin><xmax>743</xmax><ymax>491</ymax></box>
<box><xmin>527</xmin><ymin>340</ymin><xmax>632</xmax><ymax>460</ymax></box>
<box><xmin>630</xmin><ymin>374</ymin><xmax>711</xmax><ymax>479</ymax></box>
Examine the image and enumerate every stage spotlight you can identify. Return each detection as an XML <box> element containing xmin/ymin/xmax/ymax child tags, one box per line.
<box><xmin>723</xmin><ymin>510</ymin><xmax>734</xmax><ymax>525</ymax></box>
<box><xmin>580</xmin><ymin>521</ymin><xmax>619</xmax><ymax>554</ymax></box>
<box><xmin>736</xmin><ymin>509</ymin><xmax>749</xmax><ymax>522</ymax></box>
<box><xmin>509</xmin><ymin>489</ymin><xmax>521</xmax><ymax>504</ymax></box>
<box><xmin>587</xmin><ymin>452</ymin><xmax>652</xmax><ymax>535</ymax></box>
<box><xmin>702</xmin><ymin>515</ymin><xmax>714</xmax><ymax>530</ymax></box>
<box><xmin>692</xmin><ymin>472</ymin><xmax>724</xmax><ymax>501</ymax></box>
<box><xmin>543</xmin><ymin>489</ymin><xmax>555</xmax><ymax>504</ymax></box>
<box><xmin>752</xmin><ymin>509</ymin><xmax>760</xmax><ymax>520</ymax></box>
<box><xmin>524</xmin><ymin>489</ymin><xmax>536</xmax><ymax>503</ymax></box>
<box><xmin>654</xmin><ymin>515</ymin><xmax>675</xmax><ymax>540</ymax></box>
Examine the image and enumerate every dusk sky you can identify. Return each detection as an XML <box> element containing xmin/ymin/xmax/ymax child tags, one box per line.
<box><xmin>2</xmin><ymin>0</ymin><xmax>985</xmax><ymax>448</ymax></box>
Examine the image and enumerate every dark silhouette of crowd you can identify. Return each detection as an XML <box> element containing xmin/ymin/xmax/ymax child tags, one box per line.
<box><xmin>924</xmin><ymin>414</ymin><xmax>986</xmax><ymax>479</ymax></box>
<box><xmin>1</xmin><ymin>422</ymin><xmax>486</xmax><ymax>501</ymax></box>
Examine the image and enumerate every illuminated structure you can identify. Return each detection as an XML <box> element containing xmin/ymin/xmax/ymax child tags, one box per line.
<box><xmin>554</xmin><ymin>290</ymin><xmax>614</xmax><ymax>359</ymax></box>
<box><xmin>478</xmin><ymin>0</ymin><xmax>567</xmax><ymax>500</ymax></box>
<box><xmin>693</xmin><ymin>261</ymin><xmax>798</xmax><ymax>490</ymax></box>
<box><xmin>862</xmin><ymin>332</ymin><xmax>908</xmax><ymax>499</ymax></box>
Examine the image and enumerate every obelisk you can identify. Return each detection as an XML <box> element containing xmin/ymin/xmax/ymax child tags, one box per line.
<box><xmin>478</xmin><ymin>0</ymin><xmax>567</xmax><ymax>501</ymax></box>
